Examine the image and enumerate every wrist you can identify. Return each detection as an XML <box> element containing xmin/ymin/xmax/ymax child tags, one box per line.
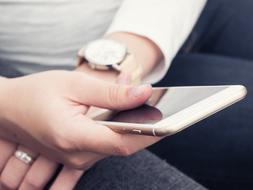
<box><xmin>76</xmin><ymin>32</ymin><xmax>163</xmax><ymax>84</ymax></box>
<box><xmin>105</xmin><ymin>32</ymin><xmax>163</xmax><ymax>77</ymax></box>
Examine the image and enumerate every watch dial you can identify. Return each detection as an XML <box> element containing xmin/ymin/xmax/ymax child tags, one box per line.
<box><xmin>84</xmin><ymin>39</ymin><xmax>127</xmax><ymax>66</ymax></box>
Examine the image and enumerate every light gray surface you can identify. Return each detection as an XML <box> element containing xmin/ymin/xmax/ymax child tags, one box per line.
<box><xmin>10</xmin><ymin>62</ymin><xmax>74</xmax><ymax>75</ymax></box>
<box><xmin>0</xmin><ymin>0</ymin><xmax>122</xmax><ymax>67</ymax></box>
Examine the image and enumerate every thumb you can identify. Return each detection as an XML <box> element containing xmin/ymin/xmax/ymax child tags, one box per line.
<box><xmin>73</xmin><ymin>74</ymin><xmax>152</xmax><ymax>110</ymax></box>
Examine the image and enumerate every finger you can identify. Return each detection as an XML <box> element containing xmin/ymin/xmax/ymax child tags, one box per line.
<box><xmin>76</xmin><ymin>63</ymin><xmax>118</xmax><ymax>82</ymax></box>
<box><xmin>73</xmin><ymin>73</ymin><xmax>152</xmax><ymax>110</ymax></box>
<box><xmin>90</xmin><ymin>128</ymin><xmax>162</xmax><ymax>156</ymax></box>
<box><xmin>19</xmin><ymin>156</ymin><xmax>58</xmax><ymax>190</ymax></box>
<box><xmin>50</xmin><ymin>153</ymin><xmax>105</xmax><ymax>190</ymax></box>
<box><xmin>117</xmin><ymin>67</ymin><xmax>141</xmax><ymax>85</ymax></box>
<box><xmin>119</xmin><ymin>134</ymin><xmax>163</xmax><ymax>155</ymax></box>
<box><xmin>49</xmin><ymin>167</ymin><xmax>84</xmax><ymax>190</ymax></box>
<box><xmin>0</xmin><ymin>139</ymin><xmax>16</xmax><ymax>173</ymax></box>
<box><xmin>64</xmin><ymin>151</ymin><xmax>106</xmax><ymax>169</ymax></box>
<box><xmin>0</xmin><ymin>146</ymin><xmax>37</xmax><ymax>190</ymax></box>
<box><xmin>60</xmin><ymin>115</ymin><xmax>161</xmax><ymax>157</ymax></box>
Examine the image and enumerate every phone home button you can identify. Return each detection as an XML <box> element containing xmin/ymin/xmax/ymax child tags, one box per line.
<box><xmin>132</xmin><ymin>129</ymin><xmax>142</xmax><ymax>134</ymax></box>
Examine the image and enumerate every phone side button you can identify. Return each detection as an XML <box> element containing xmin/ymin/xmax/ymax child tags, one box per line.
<box><xmin>132</xmin><ymin>129</ymin><xmax>142</xmax><ymax>134</ymax></box>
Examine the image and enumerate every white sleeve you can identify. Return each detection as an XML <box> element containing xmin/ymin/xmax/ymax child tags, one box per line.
<box><xmin>106</xmin><ymin>0</ymin><xmax>207</xmax><ymax>84</ymax></box>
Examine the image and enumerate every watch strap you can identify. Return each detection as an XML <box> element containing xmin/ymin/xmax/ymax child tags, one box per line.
<box><xmin>77</xmin><ymin>47</ymin><xmax>86</xmax><ymax>67</ymax></box>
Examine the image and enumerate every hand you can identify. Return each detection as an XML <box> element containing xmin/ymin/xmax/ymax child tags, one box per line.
<box><xmin>0</xmin><ymin>70</ymin><xmax>161</xmax><ymax>169</ymax></box>
<box><xmin>0</xmin><ymin>138</ymin><xmax>83</xmax><ymax>190</ymax></box>
<box><xmin>0</xmin><ymin>32</ymin><xmax>163</xmax><ymax>189</ymax></box>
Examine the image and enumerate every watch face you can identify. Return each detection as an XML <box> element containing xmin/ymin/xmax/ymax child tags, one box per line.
<box><xmin>84</xmin><ymin>39</ymin><xmax>127</xmax><ymax>66</ymax></box>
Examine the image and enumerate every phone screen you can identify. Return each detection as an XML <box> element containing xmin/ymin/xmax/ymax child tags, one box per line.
<box><xmin>102</xmin><ymin>86</ymin><xmax>228</xmax><ymax>124</ymax></box>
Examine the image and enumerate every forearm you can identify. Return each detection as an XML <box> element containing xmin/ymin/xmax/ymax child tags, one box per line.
<box><xmin>0</xmin><ymin>76</ymin><xmax>7</xmax><ymax>81</ymax></box>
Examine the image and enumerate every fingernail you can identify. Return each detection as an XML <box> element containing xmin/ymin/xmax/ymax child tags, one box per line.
<box><xmin>129</xmin><ymin>84</ymin><xmax>151</xmax><ymax>98</ymax></box>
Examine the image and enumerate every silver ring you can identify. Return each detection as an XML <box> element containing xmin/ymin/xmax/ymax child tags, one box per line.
<box><xmin>14</xmin><ymin>150</ymin><xmax>34</xmax><ymax>165</ymax></box>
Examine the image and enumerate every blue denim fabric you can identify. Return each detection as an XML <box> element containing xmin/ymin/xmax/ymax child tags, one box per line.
<box><xmin>150</xmin><ymin>0</ymin><xmax>253</xmax><ymax>189</ymax></box>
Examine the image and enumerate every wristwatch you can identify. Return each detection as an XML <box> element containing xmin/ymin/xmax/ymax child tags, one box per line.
<box><xmin>77</xmin><ymin>39</ymin><xmax>143</xmax><ymax>83</ymax></box>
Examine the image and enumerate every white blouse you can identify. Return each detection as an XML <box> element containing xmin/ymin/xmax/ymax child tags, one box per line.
<box><xmin>107</xmin><ymin>0</ymin><xmax>207</xmax><ymax>83</ymax></box>
<box><xmin>0</xmin><ymin>0</ymin><xmax>206</xmax><ymax>83</ymax></box>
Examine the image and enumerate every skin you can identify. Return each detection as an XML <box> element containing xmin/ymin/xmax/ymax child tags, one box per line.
<box><xmin>0</xmin><ymin>32</ymin><xmax>163</xmax><ymax>190</ymax></box>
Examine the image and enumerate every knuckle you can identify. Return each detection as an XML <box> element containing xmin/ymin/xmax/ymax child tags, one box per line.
<box><xmin>107</xmin><ymin>85</ymin><xmax>122</xmax><ymax>108</ymax></box>
<box><xmin>24</xmin><ymin>176</ymin><xmax>43</xmax><ymax>190</ymax></box>
<box><xmin>67</xmin><ymin>157</ymin><xmax>88</xmax><ymax>169</ymax></box>
<box><xmin>114</xmin><ymin>143</ymin><xmax>132</xmax><ymax>156</ymax></box>
<box><xmin>53</xmin><ymin>137</ymin><xmax>74</xmax><ymax>152</ymax></box>
<box><xmin>51</xmin><ymin>130</ymin><xmax>77</xmax><ymax>153</ymax></box>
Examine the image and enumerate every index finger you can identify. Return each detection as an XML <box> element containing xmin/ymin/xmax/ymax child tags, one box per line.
<box><xmin>64</xmin><ymin>116</ymin><xmax>161</xmax><ymax>156</ymax></box>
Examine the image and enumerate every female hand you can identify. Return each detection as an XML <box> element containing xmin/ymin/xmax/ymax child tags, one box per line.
<box><xmin>0</xmin><ymin>31</ymin><xmax>164</xmax><ymax>189</ymax></box>
<box><xmin>0</xmin><ymin>138</ymin><xmax>83</xmax><ymax>190</ymax></box>
<box><xmin>0</xmin><ymin>70</ymin><xmax>161</xmax><ymax>169</ymax></box>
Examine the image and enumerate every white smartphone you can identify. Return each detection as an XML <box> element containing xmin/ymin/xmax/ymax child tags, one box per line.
<box><xmin>93</xmin><ymin>85</ymin><xmax>247</xmax><ymax>137</ymax></box>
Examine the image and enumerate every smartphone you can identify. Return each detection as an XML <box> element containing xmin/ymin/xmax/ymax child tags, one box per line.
<box><xmin>94</xmin><ymin>85</ymin><xmax>247</xmax><ymax>137</ymax></box>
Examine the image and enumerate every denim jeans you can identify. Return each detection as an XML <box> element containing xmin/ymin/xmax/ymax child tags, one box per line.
<box><xmin>149</xmin><ymin>0</ymin><xmax>253</xmax><ymax>189</ymax></box>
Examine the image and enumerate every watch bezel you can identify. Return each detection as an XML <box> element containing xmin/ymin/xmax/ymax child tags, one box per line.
<box><xmin>83</xmin><ymin>39</ymin><xmax>127</xmax><ymax>67</ymax></box>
